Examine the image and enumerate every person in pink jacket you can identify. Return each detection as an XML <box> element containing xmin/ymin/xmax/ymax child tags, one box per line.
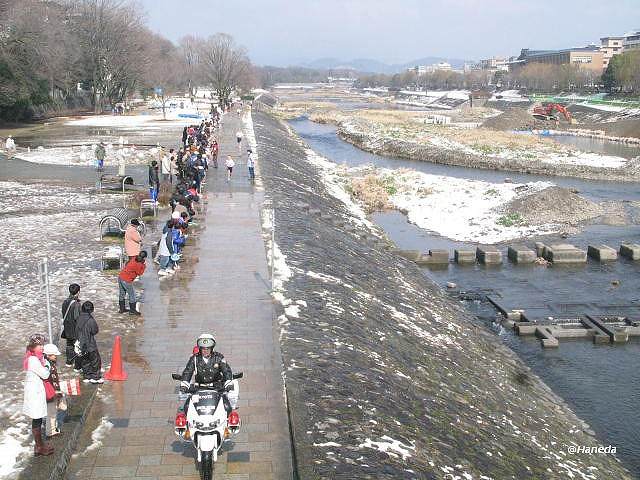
<box><xmin>124</xmin><ymin>219</ymin><xmax>142</xmax><ymax>260</ymax></box>
<box><xmin>22</xmin><ymin>334</ymin><xmax>54</xmax><ymax>456</ymax></box>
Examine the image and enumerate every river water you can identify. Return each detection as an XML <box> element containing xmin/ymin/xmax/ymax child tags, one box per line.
<box><xmin>541</xmin><ymin>134</ymin><xmax>640</xmax><ymax>159</ymax></box>
<box><xmin>290</xmin><ymin>117</ymin><xmax>640</xmax><ymax>477</ymax></box>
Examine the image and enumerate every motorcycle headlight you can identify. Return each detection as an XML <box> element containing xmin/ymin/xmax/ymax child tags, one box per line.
<box><xmin>195</xmin><ymin>421</ymin><xmax>204</xmax><ymax>428</ymax></box>
<box><xmin>209</xmin><ymin>420</ymin><xmax>219</xmax><ymax>428</ymax></box>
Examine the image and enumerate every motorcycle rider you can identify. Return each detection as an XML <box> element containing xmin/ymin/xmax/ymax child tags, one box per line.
<box><xmin>180</xmin><ymin>334</ymin><xmax>234</xmax><ymax>414</ymax></box>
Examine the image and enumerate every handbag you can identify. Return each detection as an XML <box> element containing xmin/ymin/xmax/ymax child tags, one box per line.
<box><xmin>59</xmin><ymin>378</ymin><xmax>81</xmax><ymax>396</ymax></box>
<box><xmin>44</xmin><ymin>379</ymin><xmax>56</xmax><ymax>402</ymax></box>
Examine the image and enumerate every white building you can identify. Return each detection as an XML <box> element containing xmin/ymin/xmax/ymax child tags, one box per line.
<box><xmin>600</xmin><ymin>29</ymin><xmax>640</xmax><ymax>69</ymax></box>
<box><xmin>624</xmin><ymin>29</ymin><xmax>640</xmax><ymax>50</ymax></box>
<box><xmin>409</xmin><ymin>62</ymin><xmax>453</xmax><ymax>75</ymax></box>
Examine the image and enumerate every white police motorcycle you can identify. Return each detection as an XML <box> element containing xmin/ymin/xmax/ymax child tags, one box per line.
<box><xmin>172</xmin><ymin>372</ymin><xmax>242</xmax><ymax>480</ymax></box>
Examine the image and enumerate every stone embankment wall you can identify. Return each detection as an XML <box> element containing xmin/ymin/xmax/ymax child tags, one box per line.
<box><xmin>254</xmin><ymin>111</ymin><xmax>632</xmax><ymax>479</ymax></box>
<box><xmin>338</xmin><ymin>122</ymin><xmax>640</xmax><ymax>182</ymax></box>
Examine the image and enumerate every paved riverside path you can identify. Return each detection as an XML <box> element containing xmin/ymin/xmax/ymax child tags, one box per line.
<box><xmin>66</xmin><ymin>110</ymin><xmax>293</xmax><ymax>479</ymax></box>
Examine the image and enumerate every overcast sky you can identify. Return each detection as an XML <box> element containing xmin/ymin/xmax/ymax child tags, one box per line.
<box><xmin>139</xmin><ymin>0</ymin><xmax>639</xmax><ymax>66</ymax></box>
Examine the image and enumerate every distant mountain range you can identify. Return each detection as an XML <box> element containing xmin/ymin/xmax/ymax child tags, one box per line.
<box><xmin>297</xmin><ymin>57</ymin><xmax>471</xmax><ymax>74</ymax></box>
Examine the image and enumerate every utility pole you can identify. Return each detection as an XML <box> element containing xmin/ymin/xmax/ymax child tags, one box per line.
<box><xmin>37</xmin><ymin>258</ymin><xmax>53</xmax><ymax>341</ymax></box>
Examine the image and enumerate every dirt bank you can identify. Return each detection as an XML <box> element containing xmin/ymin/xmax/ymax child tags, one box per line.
<box><xmin>338</xmin><ymin>120</ymin><xmax>640</xmax><ymax>182</ymax></box>
<box><xmin>504</xmin><ymin>186</ymin><xmax>603</xmax><ymax>225</ymax></box>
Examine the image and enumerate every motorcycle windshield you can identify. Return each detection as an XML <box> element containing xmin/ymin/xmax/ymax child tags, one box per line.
<box><xmin>193</xmin><ymin>390</ymin><xmax>220</xmax><ymax>416</ymax></box>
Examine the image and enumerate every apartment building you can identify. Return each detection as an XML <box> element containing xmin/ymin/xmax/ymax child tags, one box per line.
<box><xmin>516</xmin><ymin>46</ymin><xmax>604</xmax><ymax>72</ymax></box>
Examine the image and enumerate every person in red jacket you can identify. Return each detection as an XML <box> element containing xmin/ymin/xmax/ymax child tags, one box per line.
<box><xmin>118</xmin><ymin>251</ymin><xmax>147</xmax><ymax>315</ymax></box>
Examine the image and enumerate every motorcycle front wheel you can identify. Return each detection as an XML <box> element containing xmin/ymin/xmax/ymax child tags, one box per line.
<box><xmin>200</xmin><ymin>450</ymin><xmax>213</xmax><ymax>480</ymax></box>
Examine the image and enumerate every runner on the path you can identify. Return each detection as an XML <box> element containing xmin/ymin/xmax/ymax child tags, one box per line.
<box><xmin>236</xmin><ymin>130</ymin><xmax>243</xmax><ymax>150</ymax></box>
<box><xmin>225</xmin><ymin>155</ymin><xmax>235</xmax><ymax>182</ymax></box>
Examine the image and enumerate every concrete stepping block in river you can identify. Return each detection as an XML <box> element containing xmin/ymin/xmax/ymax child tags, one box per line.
<box><xmin>619</xmin><ymin>243</ymin><xmax>640</xmax><ymax>260</ymax></box>
<box><xmin>454</xmin><ymin>249</ymin><xmax>476</xmax><ymax>264</ymax></box>
<box><xmin>507</xmin><ymin>245</ymin><xmax>536</xmax><ymax>264</ymax></box>
<box><xmin>416</xmin><ymin>249</ymin><xmax>449</xmax><ymax>265</ymax></box>
<box><xmin>587</xmin><ymin>244</ymin><xmax>618</xmax><ymax>262</ymax></box>
<box><xmin>476</xmin><ymin>246</ymin><xmax>502</xmax><ymax>265</ymax></box>
<box><xmin>542</xmin><ymin>243</ymin><xmax>587</xmax><ymax>263</ymax></box>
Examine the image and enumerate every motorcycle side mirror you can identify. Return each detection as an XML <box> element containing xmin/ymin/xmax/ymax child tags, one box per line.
<box><xmin>171</xmin><ymin>373</ymin><xmax>182</xmax><ymax>380</ymax></box>
<box><xmin>232</xmin><ymin>372</ymin><xmax>243</xmax><ymax>379</ymax></box>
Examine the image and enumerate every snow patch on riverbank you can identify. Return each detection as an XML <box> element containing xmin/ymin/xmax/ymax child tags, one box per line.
<box><xmin>304</xmin><ymin>148</ymin><xmax>374</xmax><ymax>230</ymax></box>
<box><xmin>383</xmin><ymin>169</ymin><xmax>556</xmax><ymax>243</ymax></box>
<box><xmin>304</xmin><ymin>146</ymin><xmax>560</xmax><ymax>243</ymax></box>
<box><xmin>541</xmin><ymin>152</ymin><xmax>628</xmax><ymax>169</ymax></box>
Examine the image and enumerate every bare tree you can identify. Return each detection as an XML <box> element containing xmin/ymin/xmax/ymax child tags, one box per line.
<box><xmin>199</xmin><ymin>33</ymin><xmax>251</xmax><ymax>106</ymax></box>
<box><xmin>178</xmin><ymin>35</ymin><xmax>202</xmax><ymax>98</ymax></box>
<box><xmin>143</xmin><ymin>33</ymin><xmax>184</xmax><ymax>119</ymax></box>
<box><xmin>69</xmin><ymin>0</ymin><xmax>150</xmax><ymax>111</ymax></box>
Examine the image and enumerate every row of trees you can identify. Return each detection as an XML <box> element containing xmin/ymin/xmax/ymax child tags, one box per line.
<box><xmin>602</xmin><ymin>50</ymin><xmax>640</xmax><ymax>93</ymax></box>
<box><xmin>0</xmin><ymin>0</ymin><xmax>254</xmax><ymax>121</ymax></box>
<box><xmin>355</xmin><ymin>54</ymin><xmax>640</xmax><ymax>94</ymax></box>
<box><xmin>499</xmin><ymin>63</ymin><xmax>601</xmax><ymax>92</ymax></box>
<box><xmin>357</xmin><ymin>70</ymin><xmax>494</xmax><ymax>91</ymax></box>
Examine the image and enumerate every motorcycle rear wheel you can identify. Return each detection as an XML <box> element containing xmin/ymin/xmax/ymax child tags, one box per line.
<box><xmin>200</xmin><ymin>451</ymin><xmax>213</xmax><ymax>480</ymax></box>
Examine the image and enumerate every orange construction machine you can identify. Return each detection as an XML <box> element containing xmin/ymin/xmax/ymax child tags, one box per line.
<box><xmin>532</xmin><ymin>103</ymin><xmax>573</xmax><ymax>123</ymax></box>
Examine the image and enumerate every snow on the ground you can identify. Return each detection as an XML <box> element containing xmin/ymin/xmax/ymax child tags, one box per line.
<box><xmin>0</xmin><ymin>181</ymin><xmax>99</xmax><ymax>215</ymax></box>
<box><xmin>303</xmin><ymin>148</ymin><xmax>375</xmax><ymax>230</ymax></box>
<box><xmin>427</xmin><ymin>136</ymin><xmax>478</xmax><ymax>155</ymax></box>
<box><xmin>242</xmin><ymin>110</ymin><xmax>263</xmax><ymax>189</ymax></box>
<box><xmin>73</xmin><ymin>417</ymin><xmax>113</xmax><ymax>457</ymax></box>
<box><xmin>0</xmin><ymin>423</ymin><xmax>30</xmax><ymax>478</ymax></box>
<box><xmin>489</xmin><ymin>90</ymin><xmax>529</xmax><ymax>102</ymax></box>
<box><xmin>359</xmin><ymin>435</ymin><xmax>415</xmax><ymax>460</ymax></box>
<box><xmin>382</xmin><ymin>168</ymin><xmax>556</xmax><ymax>243</ymax></box>
<box><xmin>65</xmin><ymin>112</ymin><xmax>204</xmax><ymax>128</ymax></box>
<box><xmin>0</xmin><ymin>181</ymin><xmax>131</xmax><ymax>478</ymax></box>
<box><xmin>576</xmin><ymin>102</ymin><xmax>627</xmax><ymax>113</ymax></box>
<box><xmin>13</xmin><ymin>144</ymin><xmax>161</xmax><ymax>167</ymax></box>
<box><xmin>542</xmin><ymin>151</ymin><xmax>628</xmax><ymax>169</ymax></box>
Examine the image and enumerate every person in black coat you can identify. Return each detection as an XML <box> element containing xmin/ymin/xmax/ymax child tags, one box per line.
<box><xmin>75</xmin><ymin>301</ymin><xmax>103</xmax><ymax>384</ymax></box>
<box><xmin>148</xmin><ymin>160</ymin><xmax>160</xmax><ymax>202</ymax></box>
<box><xmin>61</xmin><ymin>284</ymin><xmax>81</xmax><ymax>370</ymax></box>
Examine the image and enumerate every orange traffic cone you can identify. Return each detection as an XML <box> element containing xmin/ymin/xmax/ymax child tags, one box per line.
<box><xmin>104</xmin><ymin>335</ymin><xmax>128</xmax><ymax>381</ymax></box>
